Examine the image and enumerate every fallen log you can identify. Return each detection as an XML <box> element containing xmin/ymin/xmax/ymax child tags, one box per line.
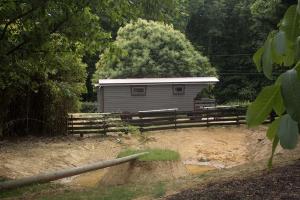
<box><xmin>0</xmin><ymin>152</ymin><xmax>148</xmax><ymax>190</ymax></box>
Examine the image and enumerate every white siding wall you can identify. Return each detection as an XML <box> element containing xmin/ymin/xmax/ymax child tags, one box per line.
<box><xmin>98</xmin><ymin>84</ymin><xmax>207</xmax><ymax>113</ymax></box>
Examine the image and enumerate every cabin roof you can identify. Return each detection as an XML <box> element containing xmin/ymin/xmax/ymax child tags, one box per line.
<box><xmin>97</xmin><ymin>77</ymin><xmax>219</xmax><ymax>87</ymax></box>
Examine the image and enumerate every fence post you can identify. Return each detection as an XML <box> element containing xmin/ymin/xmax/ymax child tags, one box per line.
<box><xmin>206</xmin><ymin>109</ymin><xmax>209</xmax><ymax>127</ymax></box>
<box><xmin>174</xmin><ymin>110</ymin><xmax>177</xmax><ymax>129</ymax></box>
<box><xmin>80</xmin><ymin>115</ymin><xmax>83</xmax><ymax>138</ymax></box>
<box><xmin>66</xmin><ymin>114</ymin><xmax>69</xmax><ymax>135</ymax></box>
<box><xmin>236</xmin><ymin>108</ymin><xmax>240</xmax><ymax>126</ymax></box>
<box><xmin>71</xmin><ymin>114</ymin><xmax>73</xmax><ymax>135</ymax></box>
<box><xmin>139</xmin><ymin>113</ymin><xmax>144</xmax><ymax>133</ymax></box>
<box><xmin>103</xmin><ymin>115</ymin><xmax>107</xmax><ymax>135</ymax></box>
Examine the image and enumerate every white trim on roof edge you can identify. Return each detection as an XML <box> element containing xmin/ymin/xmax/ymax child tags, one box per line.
<box><xmin>96</xmin><ymin>77</ymin><xmax>219</xmax><ymax>87</ymax></box>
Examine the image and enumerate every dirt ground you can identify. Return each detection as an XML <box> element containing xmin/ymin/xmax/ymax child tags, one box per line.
<box><xmin>166</xmin><ymin>159</ymin><xmax>300</xmax><ymax>200</ymax></box>
<box><xmin>101</xmin><ymin>160</ymin><xmax>188</xmax><ymax>186</ymax></box>
<box><xmin>0</xmin><ymin>125</ymin><xmax>292</xmax><ymax>187</ymax></box>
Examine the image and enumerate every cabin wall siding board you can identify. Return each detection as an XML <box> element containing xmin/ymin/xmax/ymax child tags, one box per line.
<box><xmin>100</xmin><ymin>84</ymin><xmax>206</xmax><ymax>113</ymax></box>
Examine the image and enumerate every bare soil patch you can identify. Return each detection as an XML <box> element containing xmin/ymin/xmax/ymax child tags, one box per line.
<box><xmin>0</xmin><ymin>125</ymin><xmax>291</xmax><ymax>187</ymax></box>
<box><xmin>101</xmin><ymin>160</ymin><xmax>188</xmax><ymax>186</ymax></box>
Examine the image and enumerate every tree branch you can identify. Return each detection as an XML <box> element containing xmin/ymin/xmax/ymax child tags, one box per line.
<box><xmin>6</xmin><ymin>14</ymin><xmax>69</xmax><ymax>56</ymax></box>
<box><xmin>0</xmin><ymin>7</ymin><xmax>36</xmax><ymax>40</ymax></box>
<box><xmin>6</xmin><ymin>40</ymin><xmax>27</xmax><ymax>55</ymax></box>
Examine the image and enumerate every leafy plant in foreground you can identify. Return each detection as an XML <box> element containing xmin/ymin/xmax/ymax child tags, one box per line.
<box><xmin>246</xmin><ymin>1</ymin><xmax>300</xmax><ymax>167</ymax></box>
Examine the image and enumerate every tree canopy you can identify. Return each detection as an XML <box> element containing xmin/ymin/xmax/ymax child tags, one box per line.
<box><xmin>0</xmin><ymin>0</ymin><xmax>182</xmax><ymax>136</ymax></box>
<box><xmin>185</xmin><ymin>0</ymin><xmax>294</xmax><ymax>103</ymax></box>
<box><xmin>94</xmin><ymin>19</ymin><xmax>216</xmax><ymax>80</ymax></box>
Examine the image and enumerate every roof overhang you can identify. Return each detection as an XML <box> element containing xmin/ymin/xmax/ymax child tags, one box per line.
<box><xmin>96</xmin><ymin>77</ymin><xmax>219</xmax><ymax>87</ymax></box>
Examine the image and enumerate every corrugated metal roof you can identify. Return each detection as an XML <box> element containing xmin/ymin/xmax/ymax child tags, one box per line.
<box><xmin>97</xmin><ymin>77</ymin><xmax>219</xmax><ymax>86</ymax></box>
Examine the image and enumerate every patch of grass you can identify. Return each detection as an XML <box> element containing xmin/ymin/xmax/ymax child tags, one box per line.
<box><xmin>117</xmin><ymin>148</ymin><xmax>180</xmax><ymax>161</ymax></box>
<box><xmin>0</xmin><ymin>183</ymin><xmax>61</xmax><ymax>199</ymax></box>
<box><xmin>152</xmin><ymin>182</ymin><xmax>166</xmax><ymax>198</ymax></box>
<box><xmin>40</xmin><ymin>185</ymin><xmax>146</xmax><ymax>200</ymax></box>
<box><xmin>0</xmin><ymin>177</ymin><xmax>8</xmax><ymax>182</ymax></box>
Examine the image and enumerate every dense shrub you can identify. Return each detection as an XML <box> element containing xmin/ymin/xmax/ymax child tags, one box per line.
<box><xmin>94</xmin><ymin>19</ymin><xmax>216</xmax><ymax>80</ymax></box>
<box><xmin>80</xmin><ymin>102</ymin><xmax>98</xmax><ymax>113</ymax></box>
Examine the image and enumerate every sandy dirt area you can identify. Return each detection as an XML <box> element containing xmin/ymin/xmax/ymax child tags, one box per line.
<box><xmin>0</xmin><ymin>125</ymin><xmax>293</xmax><ymax>187</ymax></box>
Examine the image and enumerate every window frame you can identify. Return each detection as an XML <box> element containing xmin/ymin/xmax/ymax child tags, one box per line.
<box><xmin>172</xmin><ymin>84</ymin><xmax>185</xmax><ymax>95</ymax></box>
<box><xmin>131</xmin><ymin>85</ymin><xmax>147</xmax><ymax>96</ymax></box>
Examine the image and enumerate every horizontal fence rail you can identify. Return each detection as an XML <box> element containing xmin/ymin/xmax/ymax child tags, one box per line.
<box><xmin>67</xmin><ymin>106</ymin><xmax>271</xmax><ymax>136</ymax></box>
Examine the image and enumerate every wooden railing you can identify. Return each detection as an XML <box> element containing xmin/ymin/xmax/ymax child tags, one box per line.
<box><xmin>67</xmin><ymin>106</ymin><xmax>266</xmax><ymax>136</ymax></box>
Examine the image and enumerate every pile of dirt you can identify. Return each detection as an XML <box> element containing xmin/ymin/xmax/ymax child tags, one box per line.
<box><xmin>0</xmin><ymin>136</ymin><xmax>135</xmax><ymax>179</ymax></box>
<box><xmin>101</xmin><ymin>160</ymin><xmax>188</xmax><ymax>185</ymax></box>
<box><xmin>166</xmin><ymin>159</ymin><xmax>300</xmax><ymax>200</ymax></box>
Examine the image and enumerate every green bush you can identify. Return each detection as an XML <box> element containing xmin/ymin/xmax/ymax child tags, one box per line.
<box><xmin>80</xmin><ymin>102</ymin><xmax>98</xmax><ymax>113</ymax></box>
<box><xmin>94</xmin><ymin>19</ymin><xmax>216</xmax><ymax>80</ymax></box>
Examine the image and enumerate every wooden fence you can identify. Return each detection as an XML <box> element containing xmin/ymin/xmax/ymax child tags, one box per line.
<box><xmin>67</xmin><ymin>106</ymin><xmax>268</xmax><ymax>136</ymax></box>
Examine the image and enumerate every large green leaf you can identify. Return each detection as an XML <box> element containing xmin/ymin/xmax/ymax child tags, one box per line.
<box><xmin>296</xmin><ymin>36</ymin><xmax>300</xmax><ymax>60</ymax></box>
<box><xmin>278</xmin><ymin>114</ymin><xmax>299</xmax><ymax>149</ymax></box>
<box><xmin>253</xmin><ymin>47</ymin><xmax>264</xmax><ymax>72</ymax></box>
<box><xmin>262</xmin><ymin>38</ymin><xmax>273</xmax><ymax>79</ymax></box>
<box><xmin>268</xmin><ymin>135</ymin><xmax>279</xmax><ymax>168</ymax></box>
<box><xmin>273</xmin><ymin>31</ymin><xmax>286</xmax><ymax>55</ymax></box>
<box><xmin>267</xmin><ymin>117</ymin><xmax>281</xmax><ymax>140</ymax></box>
<box><xmin>273</xmin><ymin>85</ymin><xmax>285</xmax><ymax>116</ymax></box>
<box><xmin>246</xmin><ymin>85</ymin><xmax>280</xmax><ymax>127</ymax></box>
<box><xmin>280</xmin><ymin>5</ymin><xmax>300</xmax><ymax>43</ymax></box>
<box><xmin>295</xmin><ymin>61</ymin><xmax>300</xmax><ymax>79</ymax></box>
<box><xmin>281</xmin><ymin>69</ymin><xmax>300</xmax><ymax>122</ymax></box>
<box><xmin>283</xmin><ymin>41</ymin><xmax>297</xmax><ymax>66</ymax></box>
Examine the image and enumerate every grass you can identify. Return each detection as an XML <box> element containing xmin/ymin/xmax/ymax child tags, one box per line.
<box><xmin>117</xmin><ymin>148</ymin><xmax>180</xmax><ymax>161</ymax></box>
<box><xmin>40</xmin><ymin>182</ymin><xmax>168</xmax><ymax>200</ymax></box>
<box><xmin>152</xmin><ymin>182</ymin><xmax>166</xmax><ymax>198</ymax></box>
<box><xmin>222</xmin><ymin>100</ymin><xmax>250</xmax><ymax>107</ymax></box>
<box><xmin>41</xmin><ymin>185</ymin><xmax>142</xmax><ymax>200</ymax></box>
<box><xmin>0</xmin><ymin>182</ymin><xmax>142</xmax><ymax>200</ymax></box>
<box><xmin>0</xmin><ymin>182</ymin><xmax>61</xmax><ymax>199</ymax></box>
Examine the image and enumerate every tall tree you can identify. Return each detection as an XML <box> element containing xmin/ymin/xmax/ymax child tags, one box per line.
<box><xmin>185</xmin><ymin>0</ymin><xmax>286</xmax><ymax>103</ymax></box>
<box><xmin>93</xmin><ymin>19</ymin><xmax>216</xmax><ymax>80</ymax></box>
<box><xmin>0</xmin><ymin>0</ymin><xmax>182</xmax><ymax>136</ymax></box>
<box><xmin>82</xmin><ymin>0</ymin><xmax>189</xmax><ymax>102</ymax></box>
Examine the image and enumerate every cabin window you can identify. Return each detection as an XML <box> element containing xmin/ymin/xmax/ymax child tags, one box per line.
<box><xmin>173</xmin><ymin>85</ymin><xmax>185</xmax><ymax>95</ymax></box>
<box><xmin>131</xmin><ymin>86</ymin><xmax>146</xmax><ymax>96</ymax></box>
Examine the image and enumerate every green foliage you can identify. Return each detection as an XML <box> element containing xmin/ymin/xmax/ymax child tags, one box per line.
<box><xmin>152</xmin><ymin>182</ymin><xmax>166</xmax><ymax>198</ymax></box>
<box><xmin>94</xmin><ymin>19</ymin><xmax>216</xmax><ymax>80</ymax></box>
<box><xmin>278</xmin><ymin>114</ymin><xmax>299</xmax><ymax>149</ymax></box>
<box><xmin>247</xmin><ymin>1</ymin><xmax>300</xmax><ymax>166</ymax></box>
<box><xmin>281</xmin><ymin>69</ymin><xmax>300</xmax><ymax>122</ymax></box>
<box><xmin>0</xmin><ymin>182</ymin><xmax>61</xmax><ymax>199</ymax></box>
<box><xmin>82</xmin><ymin>0</ymin><xmax>189</xmax><ymax>101</ymax></box>
<box><xmin>198</xmin><ymin>85</ymin><xmax>214</xmax><ymax>99</ymax></box>
<box><xmin>266</xmin><ymin>117</ymin><xmax>281</xmax><ymax>140</ymax></box>
<box><xmin>125</xmin><ymin>124</ymin><xmax>141</xmax><ymax>135</ymax></box>
<box><xmin>42</xmin><ymin>185</ymin><xmax>141</xmax><ymax>200</ymax></box>
<box><xmin>0</xmin><ymin>0</ymin><xmax>185</xmax><ymax>136</ymax></box>
<box><xmin>117</xmin><ymin>148</ymin><xmax>180</xmax><ymax>161</ymax></box>
<box><xmin>251</xmin><ymin>0</ymin><xmax>282</xmax><ymax>19</ymax></box>
<box><xmin>186</xmin><ymin>0</ymin><xmax>271</xmax><ymax>103</ymax></box>
<box><xmin>80</xmin><ymin>102</ymin><xmax>98</xmax><ymax>113</ymax></box>
<box><xmin>246</xmin><ymin>84</ymin><xmax>282</xmax><ymax>127</ymax></box>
